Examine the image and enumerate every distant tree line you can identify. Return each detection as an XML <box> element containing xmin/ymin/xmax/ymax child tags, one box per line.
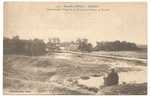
<box><xmin>4</xmin><ymin>36</ymin><xmax>46</xmax><ymax>56</ymax></box>
<box><xmin>94</xmin><ymin>40</ymin><xmax>139</xmax><ymax>51</ymax></box>
<box><xmin>4</xmin><ymin>36</ymin><xmax>141</xmax><ymax>56</ymax></box>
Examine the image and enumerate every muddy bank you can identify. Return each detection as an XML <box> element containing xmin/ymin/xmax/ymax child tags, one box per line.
<box><xmin>3</xmin><ymin>54</ymin><xmax>147</xmax><ymax>95</ymax></box>
<box><xmin>97</xmin><ymin>83</ymin><xmax>147</xmax><ymax>95</ymax></box>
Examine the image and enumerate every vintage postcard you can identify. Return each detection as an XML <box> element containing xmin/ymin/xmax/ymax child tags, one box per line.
<box><xmin>3</xmin><ymin>2</ymin><xmax>147</xmax><ymax>95</ymax></box>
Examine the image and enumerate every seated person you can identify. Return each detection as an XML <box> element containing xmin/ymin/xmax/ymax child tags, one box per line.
<box><xmin>103</xmin><ymin>68</ymin><xmax>119</xmax><ymax>86</ymax></box>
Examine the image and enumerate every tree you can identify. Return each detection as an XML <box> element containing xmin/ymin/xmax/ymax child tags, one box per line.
<box><xmin>77</xmin><ymin>38</ymin><xmax>93</xmax><ymax>52</ymax></box>
<box><xmin>31</xmin><ymin>39</ymin><xmax>46</xmax><ymax>56</ymax></box>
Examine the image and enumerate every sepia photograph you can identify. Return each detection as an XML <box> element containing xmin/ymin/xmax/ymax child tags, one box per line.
<box><xmin>3</xmin><ymin>2</ymin><xmax>147</xmax><ymax>95</ymax></box>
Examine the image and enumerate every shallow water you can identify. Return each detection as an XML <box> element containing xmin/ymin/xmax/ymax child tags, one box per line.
<box><xmin>77</xmin><ymin>70</ymin><xmax>147</xmax><ymax>88</ymax></box>
<box><xmin>92</xmin><ymin>51</ymin><xmax>147</xmax><ymax>59</ymax></box>
<box><xmin>119</xmin><ymin>70</ymin><xmax>147</xmax><ymax>84</ymax></box>
<box><xmin>48</xmin><ymin>52</ymin><xmax>147</xmax><ymax>89</ymax></box>
<box><xmin>54</xmin><ymin>53</ymin><xmax>72</xmax><ymax>60</ymax></box>
<box><xmin>78</xmin><ymin>77</ymin><xmax>104</xmax><ymax>88</ymax></box>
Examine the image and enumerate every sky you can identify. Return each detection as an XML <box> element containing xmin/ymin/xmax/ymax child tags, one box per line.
<box><xmin>4</xmin><ymin>2</ymin><xmax>147</xmax><ymax>45</ymax></box>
